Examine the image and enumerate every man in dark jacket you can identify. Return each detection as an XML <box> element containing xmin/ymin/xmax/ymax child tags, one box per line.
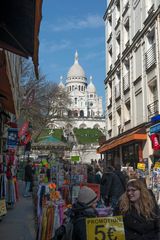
<box><xmin>24</xmin><ymin>160</ymin><xmax>33</xmax><ymax>197</ymax></box>
<box><xmin>101</xmin><ymin>166</ymin><xmax>125</xmax><ymax>209</ymax></box>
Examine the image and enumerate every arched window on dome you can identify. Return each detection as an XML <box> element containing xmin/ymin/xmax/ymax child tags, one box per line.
<box><xmin>79</xmin><ymin>85</ymin><xmax>80</xmax><ymax>91</ymax></box>
<box><xmin>74</xmin><ymin>110</ymin><xmax>78</xmax><ymax>117</ymax></box>
<box><xmin>72</xmin><ymin>85</ymin><xmax>74</xmax><ymax>91</ymax></box>
<box><xmin>70</xmin><ymin>86</ymin><xmax>71</xmax><ymax>91</ymax></box>
<box><xmin>80</xmin><ymin>110</ymin><xmax>84</xmax><ymax>117</ymax></box>
<box><xmin>81</xmin><ymin>86</ymin><xmax>83</xmax><ymax>91</ymax></box>
<box><xmin>75</xmin><ymin>98</ymin><xmax>77</xmax><ymax>105</ymax></box>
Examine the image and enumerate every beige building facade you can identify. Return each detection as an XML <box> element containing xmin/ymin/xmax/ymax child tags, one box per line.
<box><xmin>98</xmin><ymin>0</ymin><xmax>160</xmax><ymax>168</ymax></box>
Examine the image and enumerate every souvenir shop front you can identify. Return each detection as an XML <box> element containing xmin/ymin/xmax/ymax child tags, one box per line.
<box><xmin>148</xmin><ymin>116</ymin><xmax>160</xmax><ymax>204</ymax></box>
<box><xmin>97</xmin><ymin>127</ymin><xmax>147</xmax><ymax>169</ymax></box>
<box><xmin>0</xmin><ymin>112</ymin><xmax>20</xmax><ymax>219</ymax></box>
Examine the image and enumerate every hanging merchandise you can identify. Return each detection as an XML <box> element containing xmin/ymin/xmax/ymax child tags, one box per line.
<box><xmin>36</xmin><ymin>183</ymin><xmax>65</xmax><ymax>240</ymax></box>
<box><xmin>151</xmin><ymin>167</ymin><xmax>160</xmax><ymax>205</ymax></box>
<box><xmin>0</xmin><ymin>198</ymin><xmax>7</xmax><ymax>217</ymax></box>
<box><xmin>71</xmin><ymin>164</ymin><xmax>87</xmax><ymax>185</ymax></box>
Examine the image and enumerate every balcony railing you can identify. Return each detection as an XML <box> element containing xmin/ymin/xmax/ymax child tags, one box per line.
<box><xmin>147</xmin><ymin>100</ymin><xmax>159</xmax><ymax>119</ymax></box>
<box><xmin>123</xmin><ymin>72</ymin><xmax>130</xmax><ymax>92</ymax></box>
<box><xmin>145</xmin><ymin>43</ymin><xmax>156</xmax><ymax>71</ymax></box>
<box><xmin>115</xmin><ymin>82</ymin><xmax>121</xmax><ymax>99</ymax></box>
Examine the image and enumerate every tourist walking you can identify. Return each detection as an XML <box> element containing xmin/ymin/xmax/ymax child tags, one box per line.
<box><xmin>101</xmin><ymin>166</ymin><xmax>126</xmax><ymax>209</ymax></box>
<box><xmin>23</xmin><ymin>160</ymin><xmax>33</xmax><ymax>197</ymax></box>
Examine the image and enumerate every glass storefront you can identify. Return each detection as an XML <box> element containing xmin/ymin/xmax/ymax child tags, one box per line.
<box><xmin>122</xmin><ymin>142</ymin><xmax>140</xmax><ymax>168</ymax></box>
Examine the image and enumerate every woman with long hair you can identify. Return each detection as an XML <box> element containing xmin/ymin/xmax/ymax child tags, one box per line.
<box><xmin>114</xmin><ymin>178</ymin><xmax>160</xmax><ymax>240</ymax></box>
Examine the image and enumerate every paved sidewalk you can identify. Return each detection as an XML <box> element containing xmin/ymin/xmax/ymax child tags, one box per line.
<box><xmin>0</xmin><ymin>180</ymin><xmax>36</xmax><ymax>240</ymax></box>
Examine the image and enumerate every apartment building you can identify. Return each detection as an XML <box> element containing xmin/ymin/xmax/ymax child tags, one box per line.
<box><xmin>98</xmin><ymin>0</ymin><xmax>160</xmax><ymax>168</ymax></box>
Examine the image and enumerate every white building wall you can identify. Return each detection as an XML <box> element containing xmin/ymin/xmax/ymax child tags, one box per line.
<box><xmin>104</xmin><ymin>0</ymin><xmax>160</xmax><ymax>158</ymax></box>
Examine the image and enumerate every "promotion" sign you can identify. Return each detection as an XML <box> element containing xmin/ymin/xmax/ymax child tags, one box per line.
<box><xmin>86</xmin><ymin>216</ymin><xmax>125</xmax><ymax>240</ymax></box>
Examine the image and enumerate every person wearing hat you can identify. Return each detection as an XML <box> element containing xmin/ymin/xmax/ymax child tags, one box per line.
<box><xmin>72</xmin><ymin>186</ymin><xmax>98</xmax><ymax>240</ymax></box>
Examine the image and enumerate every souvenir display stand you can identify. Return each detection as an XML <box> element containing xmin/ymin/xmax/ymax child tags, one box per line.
<box><xmin>0</xmin><ymin>127</ymin><xmax>19</xmax><ymax>220</ymax></box>
<box><xmin>149</xmin><ymin>165</ymin><xmax>160</xmax><ymax>205</ymax></box>
<box><xmin>34</xmin><ymin>160</ymin><xmax>114</xmax><ymax>240</ymax></box>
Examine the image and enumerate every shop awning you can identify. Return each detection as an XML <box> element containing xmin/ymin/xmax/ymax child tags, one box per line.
<box><xmin>0</xmin><ymin>0</ymin><xmax>43</xmax><ymax>78</ymax></box>
<box><xmin>97</xmin><ymin>130</ymin><xmax>147</xmax><ymax>154</ymax></box>
<box><xmin>0</xmin><ymin>51</ymin><xmax>16</xmax><ymax>114</ymax></box>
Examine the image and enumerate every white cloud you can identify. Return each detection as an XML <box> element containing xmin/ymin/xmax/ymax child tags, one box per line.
<box><xmin>84</xmin><ymin>50</ymin><xmax>105</xmax><ymax>61</ymax></box>
<box><xmin>40</xmin><ymin>39</ymin><xmax>71</xmax><ymax>53</ymax></box>
<box><xmin>51</xmin><ymin>14</ymin><xmax>104</xmax><ymax>32</ymax></box>
<box><xmin>80</xmin><ymin>37</ymin><xmax>104</xmax><ymax>48</ymax></box>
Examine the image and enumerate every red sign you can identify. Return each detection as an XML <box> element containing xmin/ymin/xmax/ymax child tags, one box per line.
<box><xmin>150</xmin><ymin>133</ymin><xmax>160</xmax><ymax>150</ymax></box>
<box><xmin>23</xmin><ymin>132</ymin><xmax>31</xmax><ymax>145</ymax></box>
<box><xmin>18</xmin><ymin>121</ymin><xmax>29</xmax><ymax>138</ymax></box>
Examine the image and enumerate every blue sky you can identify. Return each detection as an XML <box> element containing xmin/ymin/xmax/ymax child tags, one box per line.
<box><xmin>39</xmin><ymin>0</ymin><xmax>106</xmax><ymax>107</ymax></box>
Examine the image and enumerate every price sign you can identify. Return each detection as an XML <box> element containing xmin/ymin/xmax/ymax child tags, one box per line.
<box><xmin>154</xmin><ymin>162</ymin><xmax>160</xmax><ymax>169</ymax></box>
<box><xmin>86</xmin><ymin>216</ymin><xmax>125</xmax><ymax>240</ymax></box>
<box><xmin>137</xmin><ymin>163</ymin><xmax>145</xmax><ymax>171</ymax></box>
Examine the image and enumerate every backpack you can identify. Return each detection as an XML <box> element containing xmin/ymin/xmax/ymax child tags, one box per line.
<box><xmin>52</xmin><ymin>218</ymin><xmax>74</xmax><ymax>240</ymax></box>
<box><xmin>52</xmin><ymin>216</ymin><xmax>85</xmax><ymax>240</ymax></box>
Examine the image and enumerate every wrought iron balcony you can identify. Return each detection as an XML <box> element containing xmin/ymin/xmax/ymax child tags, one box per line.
<box><xmin>123</xmin><ymin>72</ymin><xmax>130</xmax><ymax>92</ymax></box>
<box><xmin>145</xmin><ymin>43</ymin><xmax>156</xmax><ymax>71</ymax></box>
<box><xmin>147</xmin><ymin>100</ymin><xmax>159</xmax><ymax>119</ymax></box>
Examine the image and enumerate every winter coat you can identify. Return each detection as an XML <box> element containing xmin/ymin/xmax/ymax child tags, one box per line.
<box><xmin>101</xmin><ymin>172</ymin><xmax>125</xmax><ymax>200</ymax></box>
<box><xmin>24</xmin><ymin>164</ymin><xmax>33</xmax><ymax>182</ymax></box>
<box><xmin>72</xmin><ymin>202</ymin><xmax>98</xmax><ymax>240</ymax></box>
<box><xmin>114</xmin><ymin>170</ymin><xmax>127</xmax><ymax>191</ymax></box>
<box><xmin>114</xmin><ymin>207</ymin><xmax>160</xmax><ymax>240</ymax></box>
<box><xmin>87</xmin><ymin>173</ymin><xmax>96</xmax><ymax>183</ymax></box>
<box><xmin>95</xmin><ymin>171</ymin><xmax>102</xmax><ymax>184</ymax></box>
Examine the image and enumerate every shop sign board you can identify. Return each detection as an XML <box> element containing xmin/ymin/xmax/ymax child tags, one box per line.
<box><xmin>7</xmin><ymin>128</ymin><xmax>18</xmax><ymax>149</ymax></box>
<box><xmin>151</xmin><ymin>114</ymin><xmax>160</xmax><ymax>123</ymax></box>
<box><xmin>150</xmin><ymin>123</ymin><xmax>160</xmax><ymax>134</ymax></box>
<box><xmin>86</xmin><ymin>216</ymin><xmax>125</xmax><ymax>240</ymax></box>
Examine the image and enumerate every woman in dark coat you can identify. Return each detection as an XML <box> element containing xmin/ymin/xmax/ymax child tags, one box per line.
<box><xmin>114</xmin><ymin>178</ymin><xmax>160</xmax><ymax>240</ymax></box>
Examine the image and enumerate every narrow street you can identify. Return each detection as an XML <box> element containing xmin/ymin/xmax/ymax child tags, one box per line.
<box><xmin>0</xmin><ymin>181</ymin><xmax>36</xmax><ymax>240</ymax></box>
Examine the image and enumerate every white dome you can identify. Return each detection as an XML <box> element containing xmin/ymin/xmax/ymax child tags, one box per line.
<box><xmin>67</xmin><ymin>51</ymin><xmax>86</xmax><ymax>79</ymax></box>
<box><xmin>87</xmin><ymin>76</ymin><xmax>96</xmax><ymax>93</ymax></box>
